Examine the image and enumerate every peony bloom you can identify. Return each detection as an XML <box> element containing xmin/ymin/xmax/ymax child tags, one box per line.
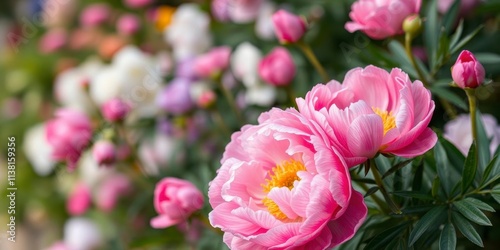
<box><xmin>156</xmin><ymin>78</ymin><xmax>195</xmax><ymax>115</ymax></box>
<box><xmin>212</xmin><ymin>0</ymin><xmax>264</xmax><ymax>23</ymax></box>
<box><xmin>39</xmin><ymin>28</ymin><xmax>67</xmax><ymax>54</ymax></box>
<box><xmin>24</xmin><ymin>124</ymin><xmax>56</xmax><ymax>176</ymax></box>
<box><xmin>297</xmin><ymin>65</ymin><xmax>437</xmax><ymax>167</ymax></box>
<box><xmin>209</xmin><ymin>108</ymin><xmax>367</xmax><ymax>249</ymax></box>
<box><xmin>345</xmin><ymin>0</ymin><xmax>422</xmax><ymax>40</ymax></box>
<box><xmin>101</xmin><ymin>98</ymin><xmax>130</xmax><ymax>122</ymax></box>
<box><xmin>96</xmin><ymin>174</ymin><xmax>131</xmax><ymax>212</ymax></box>
<box><xmin>80</xmin><ymin>3</ymin><xmax>110</xmax><ymax>27</ymax></box>
<box><xmin>151</xmin><ymin>178</ymin><xmax>204</xmax><ymax>228</ymax></box>
<box><xmin>67</xmin><ymin>183</ymin><xmax>92</xmax><ymax>216</ymax></box>
<box><xmin>444</xmin><ymin>114</ymin><xmax>500</xmax><ymax>156</ymax></box>
<box><xmin>116</xmin><ymin>14</ymin><xmax>140</xmax><ymax>35</ymax></box>
<box><xmin>64</xmin><ymin>218</ymin><xmax>102</xmax><ymax>250</ymax></box>
<box><xmin>272</xmin><ymin>10</ymin><xmax>307</xmax><ymax>43</ymax></box>
<box><xmin>194</xmin><ymin>46</ymin><xmax>232</xmax><ymax>78</ymax></box>
<box><xmin>451</xmin><ymin>50</ymin><xmax>485</xmax><ymax>89</ymax></box>
<box><xmin>258</xmin><ymin>47</ymin><xmax>296</xmax><ymax>86</ymax></box>
<box><xmin>46</xmin><ymin>109</ymin><xmax>93</xmax><ymax>170</ymax></box>
<box><xmin>92</xmin><ymin>140</ymin><xmax>116</xmax><ymax>166</ymax></box>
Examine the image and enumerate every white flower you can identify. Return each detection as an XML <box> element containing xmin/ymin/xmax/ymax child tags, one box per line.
<box><xmin>64</xmin><ymin>218</ymin><xmax>102</xmax><ymax>250</ymax></box>
<box><xmin>54</xmin><ymin>57</ymin><xmax>103</xmax><ymax>114</ymax></box>
<box><xmin>255</xmin><ymin>1</ymin><xmax>276</xmax><ymax>40</ymax></box>
<box><xmin>23</xmin><ymin>124</ymin><xmax>55</xmax><ymax>176</ymax></box>
<box><xmin>138</xmin><ymin>133</ymin><xmax>177</xmax><ymax>176</ymax></box>
<box><xmin>78</xmin><ymin>152</ymin><xmax>114</xmax><ymax>187</ymax></box>
<box><xmin>164</xmin><ymin>4</ymin><xmax>212</xmax><ymax>60</ymax></box>
<box><xmin>444</xmin><ymin>114</ymin><xmax>500</xmax><ymax>155</ymax></box>
<box><xmin>231</xmin><ymin>42</ymin><xmax>262</xmax><ymax>88</ymax></box>
<box><xmin>244</xmin><ymin>84</ymin><xmax>276</xmax><ymax>106</ymax></box>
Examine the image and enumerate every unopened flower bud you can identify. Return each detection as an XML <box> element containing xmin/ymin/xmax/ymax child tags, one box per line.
<box><xmin>452</xmin><ymin>50</ymin><xmax>485</xmax><ymax>89</ymax></box>
<box><xmin>403</xmin><ymin>14</ymin><xmax>422</xmax><ymax>37</ymax></box>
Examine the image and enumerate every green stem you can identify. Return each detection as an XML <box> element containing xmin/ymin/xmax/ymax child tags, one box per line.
<box><xmin>296</xmin><ymin>41</ymin><xmax>330</xmax><ymax>82</ymax></box>
<box><xmin>466</xmin><ymin>89</ymin><xmax>478</xmax><ymax>144</ymax></box>
<box><xmin>352</xmin><ymin>171</ymin><xmax>389</xmax><ymax>214</ymax></box>
<box><xmin>211</xmin><ymin>109</ymin><xmax>232</xmax><ymax>138</ymax></box>
<box><xmin>370</xmin><ymin>158</ymin><xmax>402</xmax><ymax>214</ymax></box>
<box><xmin>215</xmin><ymin>78</ymin><xmax>244</xmax><ymax>126</ymax></box>
<box><xmin>283</xmin><ymin>85</ymin><xmax>297</xmax><ymax>108</ymax></box>
<box><xmin>439</xmin><ymin>97</ymin><xmax>457</xmax><ymax>119</ymax></box>
<box><xmin>194</xmin><ymin>213</ymin><xmax>223</xmax><ymax>236</ymax></box>
<box><xmin>404</xmin><ymin>34</ymin><xmax>429</xmax><ymax>87</ymax></box>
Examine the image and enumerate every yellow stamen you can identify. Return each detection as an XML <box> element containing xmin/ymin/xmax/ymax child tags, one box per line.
<box><xmin>373</xmin><ymin>107</ymin><xmax>396</xmax><ymax>135</ymax></box>
<box><xmin>262</xmin><ymin>160</ymin><xmax>305</xmax><ymax>221</ymax></box>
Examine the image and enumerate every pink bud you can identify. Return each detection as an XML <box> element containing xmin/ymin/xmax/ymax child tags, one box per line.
<box><xmin>92</xmin><ymin>140</ymin><xmax>116</xmax><ymax>166</ymax></box>
<box><xmin>39</xmin><ymin>29</ymin><xmax>67</xmax><ymax>54</ymax></box>
<box><xmin>80</xmin><ymin>4</ymin><xmax>110</xmax><ymax>27</ymax></box>
<box><xmin>194</xmin><ymin>46</ymin><xmax>232</xmax><ymax>78</ymax></box>
<box><xmin>197</xmin><ymin>90</ymin><xmax>216</xmax><ymax>109</ymax></box>
<box><xmin>101</xmin><ymin>98</ymin><xmax>130</xmax><ymax>122</ymax></box>
<box><xmin>150</xmin><ymin>178</ymin><xmax>204</xmax><ymax>229</ymax></box>
<box><xmin>258</xmin><ymin>47</ymin><xmax>296</xmax><ymax>86</ymax></box>
<box><xmin>452</xmin><ymin>50</ymin><xmax>485</xmax><ymax>89</ymax></box>
<box><xmin>117</xmin><ymin>14</ymin><xmax>140</xmax><ymax>35</ymax></box>
<box><xmin>272</xmin><ymin>10</ymin><xmax>307</xmax><ymax>44</ymax></box>
<box><xmin>67</xmin><ymin>183</ymin><xmax>91</xmax><ymax>216</ymax></box>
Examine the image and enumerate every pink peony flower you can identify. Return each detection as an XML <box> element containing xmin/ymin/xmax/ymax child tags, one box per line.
<box><xmin>80</xmin><ymin>4</ymin><xmax>111</xmax><ymax>27</ymax></box>
<box><xmin>444</xmin><ymin>114</ymin><xmax>500</xmax><ymax>156</ymax></box>
<box><xmin>67</xmin><ymin>183</ymin><xmax>91</xmax><ymax>216</ymax></box>
<box><xmin>212</xmin><ymin>0</ymin><xmax>264</xmax><ymax>23</ymax></box>
<box><xmin>116</xmin><ymin>14</ymin><xmax>140</xmax><ymax>35</ymax></box>
<box><xmin>39</xmin><ymin>29</ymin><xmax>67</xmax><ymax>54</ymax></box>
<box><xmin>92</xmin><ymin>140</ymin><xmax>116</xmax><ymax>166</ymax></box>
<box><xmin>297</xmin><ymin>65</ymin><xmax>437</xmax><ymax>167</ymax></box>
<box><xmin>156</xmin><ymin>78</ymin><xmax>195</xmax><ymax>115</ymax></box>
<box><xmin>96</xmin><ymin>174</ymin><xmax>131</xmax><ymax>212</ymax></box>
<box><xmin>272</xmin><ymin>10</ymin><xmax>307</xmax><ymax>43</ymax></box>
<box><xmin>46</xmin><ymin>109</ymin><xmax>92</xmax><ymax>170</ymax></box>
<box><xmin>151</xmin><ymin>178</ymin><xmax>204</xmax><ymax>228</ymax></box>
<box><xmin>451</xmin><ymin>50</ymin><xmax>485</xmax><ymax>89</ymax></box>
<box><xmin>345</xmin><ymin>0</ymin><xmax>422</xmax><ymax>40</ymax></box>
<box><xmin>194</xmin><ymin>46</ymin><xmax>232</xmax><ymax>78</ymax></box>
<box><xmin>101</xmin><ymin>98</ymin><xmax>130</xmax><ymax>122</ymax></box>
<box><xmin>209</xmin><ymin>108</ymin><xmax>367</xmax><ymax>249</ymax></box>
<box><xmin>258</xmin><ymin>47</ymin><xmax>296</xmax><ymax>86</ymax></box>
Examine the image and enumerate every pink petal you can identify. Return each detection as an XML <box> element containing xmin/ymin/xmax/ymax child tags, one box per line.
<box><xmin>386</xmin><ymin>127</ymin><xmax>437</xmax><ymax>158</ymax></box>
<box><xmin>267</xmin><ymin>187</ymin><xmax>299</xmax><ymax>220</ymax></box>
<box><xmin>150</xmin><ymin>214</ymin><xmax>182</xmax><ymax>228</ymax></box>
<box><xmin>327</xmin><ymin>190</ymin><xmax>367</xmax><ymax>246</ymax></box>
<box><xmin>347</xmin><ymin>114</ymin><xmax>383</xmax><ymax>158</ymax></box>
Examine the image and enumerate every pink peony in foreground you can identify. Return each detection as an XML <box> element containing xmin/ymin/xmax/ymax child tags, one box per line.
<box><xmin>297</xmin><ymin>65</ymin><xmax>437</xmax><ymax>167</ymax></box>
<box><xmin>45</xmin><ymin>108</ymin><xmax>92</xmax><ymax>170</ymax></box>
<box><xmin>209</xmin><ymin>108</ymin><xmax>367</xmax><ymax>249</ymax></box>
<box><xmin>151</xmin><ymin>178</ymin><xmax>204</xmax><ymax>228</ymax></box>
<box><xmin>345</xmin><ymin>0</ymin><xmax>422</xmax><ymax>39</ymax></box>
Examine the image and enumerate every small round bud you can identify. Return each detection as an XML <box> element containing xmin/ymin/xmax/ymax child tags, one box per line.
<box><xmin>403</xmin><ymin>14</ymin><xmax>422</xmax><ymax>37</ymax></box>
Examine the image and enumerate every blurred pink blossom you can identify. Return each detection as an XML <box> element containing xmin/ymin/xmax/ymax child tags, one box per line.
<box><xmin>39</xmin><ymin>28</ymin><xmax>67</xmax><ymax>53</ymax></box>
<box><xmin>194</xmin><ymin>46</ymin><xmax>231</xmax><ymax>78</ymax></box>
<box><xmin>92</xmin><ymin>140</ymin><xmax>117</xmax><ymax>166</ymax></box>
<box><xmin>80</xmin><ymin>4</ymin><xmax>111</xmax><ymax>27</ymax></box>
<box><xmin>258</xmin><ymin>47</ymin><xmax>296</xmax><ymax>86</ymax></box>
<box><xmin>117</xmin><ymin>14</ymin><xmax>140</xmax><ymax>35</ymax></box>
<box><xmin>101</xmin><ymin>98</ymin><xmax>130</xmax><ymax>122</ymax></box>
<box><xmin>124</xmin><ymin>0</ymin><xmax>153</xmax><ymax>8</ymax></box>
<box><xmin>96</xmin><ymin>174</ymin><xmax>131</xmax><ymax>212</ymax></box>
<box><xmin>67</xmin><ymin>183</ymin><xmax>91</xmax><ymax>216</ymax></box>
<box><xmin>272</xmin><ymin>10</ymin><xmax>307</xmax><ymax>43</ymax></box>
<box><xmin>444</xmin><ymin>114</ymin><xmax>500</xmax><ymax>155</ymax></box>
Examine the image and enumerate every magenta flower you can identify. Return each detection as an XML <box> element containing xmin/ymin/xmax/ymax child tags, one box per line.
<box><xmin>80</xmin><ymin>3</ymin><xmax>110</xmax><ymax>27</ymax></box>
<box><xmin>92</xmin><ymin>140</ymin><xmax>116</xmax><ymax>166</ymax></box>
<box><xmin>209</xmin><ymin>108</ymin><xmax>367</xmax><ymax>249</ymax></box>
<box><xmin>124</xmin><ymin>0</ymin><xmax>153</xmax><ymax>8</ymax></box>
<box><xmin>451</xmin><ymin>50</ymin><xmax>485</xmax><ymax>89</ymax></box>
<box><xmin>96</xmin><ymin>174</ymin><xmax>131</xmax><ymax>212</ymax></box>
<box><xmin>67</xmin><ymin>183</ymin><xmax>91</xmax><ymax>216</ymax></box>
<box><xmin>194</xmin><ymin>46</ymin><xmax>232</xmax><ymax>78</ymax></box>
<box><xmin>39</xmin><ymin>29</ymin><xmax>67</xmax><ymax>54</ymax></box>
<box><xmin>345</xmin><ymin>0</ymin><xmax>422</xmax><ymax>40</ymax></box>
<box><xmin>116</xmin><ymin>14</ymin><xmax>140</xmax><ymax>36</ymax></box>
<box><xmin>45</xmin><ymin>109</ymin><xmax>92</xmax><ymax>170</ymax></box>
<box><xmin>258</xmin><ymin>47</ymin><xmax>296</xmax><ymax>86</ymax></box>
<box><xmin>297</xmin><ymin>66</ymin><xmax>437</xmax><ymax>167</ymax></box>
<box><xmin>272</xmin><ymin>10</ymin><xmax>307</xmax><ymax>43</ymax></box>
<box><xmin>151</xmin><ymin>178</ymin><xmax>204</xmax><ymax>228</ymax></box>
<box><xmin>101</xmin><ymin>98</ymin><xmax>130</xmax><ymax>122</ymax></box>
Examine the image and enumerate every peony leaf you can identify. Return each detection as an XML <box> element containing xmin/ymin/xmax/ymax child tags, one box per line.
<box><xmin>408</xmin><ymin>206</ymin><xmax>446</xmax><ymax>246</ymax></box>
<box><xmin>453</xmin><ymin>200</ymin><xmax>492</xmax><ymax>226</ymax></box>
<box><xmin>424</xmin><ymin>0</ymin><xmax>439</xmax><ymax>70</ymax></box>
<box><xmin>365</xmin><ymin>222</ymin><xmax>409</xmax><ymax>250</ymax></box>
<box><xmin>461</xmin><ymin>142</ymin><xmax>477</xmax><ymax>194</ymax></box>
<box><xmin>439</xmin><ymin>223</ymin><xmax>456</xmax><ymax>250</ymax></box>
<box><xmin>451</xmin><ymin>212</ymin><xmax>484</xmax><ymax>247</ymax></box>
<box><xmin>463</xmin><ymin>198</ymin><xmax>495</xmax><ymax>212</ymax></box>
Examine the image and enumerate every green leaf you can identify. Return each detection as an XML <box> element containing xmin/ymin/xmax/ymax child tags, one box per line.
<box><xmin>453</xmin><ymin>200</ymin><xmax>492</xmax><ymax>226</ymax></box>
<box><xmin>491</xmin><ymin>193</ymin><xmax>500</xmax><ymax>204</ymax></box>
<box><xmin>430</xmin><ymin>86</ymin><xmax>468</xmax><ymax>110</ymax></box>
<box><xmin>450</xmin><ymin>25</ymin><xmax>484</xmax><ymax>55</ymax></box>
<box><xmin>452</xmin><ymin>212</ymin><xmax>484</xmax><ymax>247</ymax></box>
<box><xmin>463</xmin><ymin>197</ymin><xmax>495</xmax><ymax>212</ymax></box>
<box><xmin>382</xmin><ymin>159</ymin><xmax>413</xmax><ymax>179</ymax></box>
<box><xmin>449</xmin><ymin>20</ymin><xmax>464</xmax><ymax>50</ymax></box>
<box><xmin>432</xmin><ymin>176</ymin><xmax>440</xmax><ymax>198</ymax></box>
<box><xmin>480</xmin><ymin>154</ymin><xmax>500</xmax><ymax>188</ymax></box>
<box><xmin>442</xmin><ymin>0</ymin><xmax>461</xmax><ymax>34</ymax></box>
<box><xmin>424</xmin><ymin>0</ymin><xmax>439</xmax><ymax>70</ymax></box>
<box><xmin>365</xmin><ymin>222</ymin><xmax>409</xmax><ymax>250</ymax></box>
<box><xmin>474</xmin><ymin>53</ymin><xmax>500</xmax><ymax>64</ymax></box>
<box><xmin>439</xmin><ymin>223</ymin><xmax>456</xmax><ymax>250</ymax></box>
<box><xmin>392</xmin><ymin>191</ymin><xmax>434</xmax><ymax>200</ymax></box>
<box><xmin>408</xmin><ymin>206</ymin><xmax>446</xmax><ymax>246</ymax></box>
<box><xmin>434</xmin><ymin>140</ymin><xmax>452</xmax><ymax>197</ymax></box>
<box><xmin>364</xmin><ymin>186</ymin><xmax>379</xmax><ymax>197</ymax></box>
<box><xmin>462</xmin><ymin>142</ymin><xmax>477</xmax><ymax>194</ymax></box>
<box><xmin>476</xmin><ymin>110</ymin><xmax>491</xmax><ymax>172</ymax></box>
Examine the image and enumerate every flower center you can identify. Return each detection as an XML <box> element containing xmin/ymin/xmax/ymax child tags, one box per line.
<box><xmin>262</xmin><ymin>160</ymin><xmax>305</xmax><ymax>220</ymax></box>
<box><xmin>373</xmin><ymin>107</ymin><xmax>396</xmax><ymax>135</ymax></box>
